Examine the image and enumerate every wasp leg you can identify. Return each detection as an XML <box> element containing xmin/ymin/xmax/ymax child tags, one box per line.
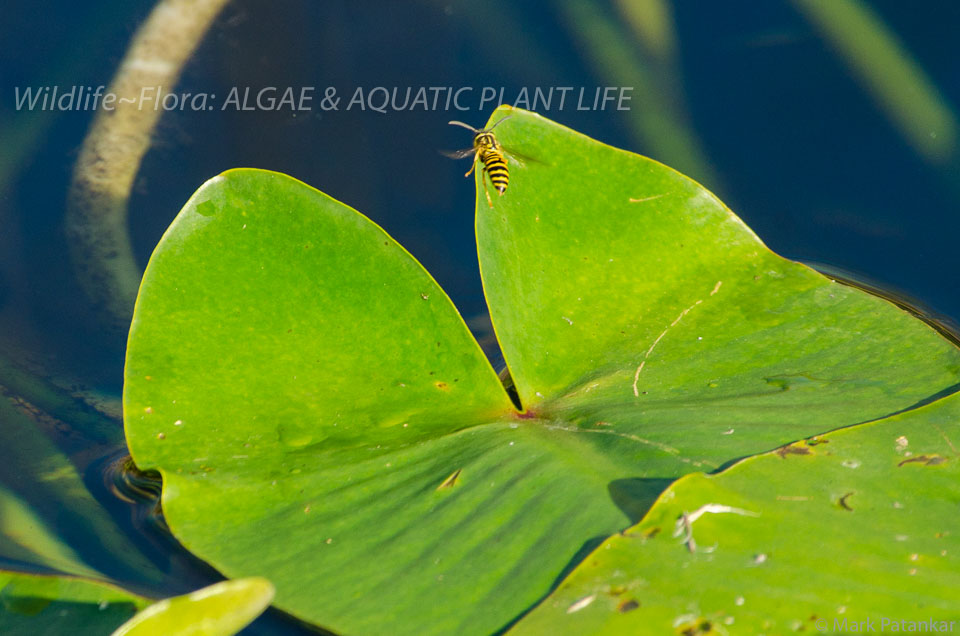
<box><xmin>481</xmin><ymin>173</ymin><xmax>493</xmax><ymax>208</ymax></box>
<box><xmin>464</xmin><ymin>158</ymin><xmax>478</xmax><ymax>178</ymax></box>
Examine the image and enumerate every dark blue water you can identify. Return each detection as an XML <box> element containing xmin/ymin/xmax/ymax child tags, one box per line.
<box><xmin>2</xmin><ymin>1</ymin><xmax>959</xmax><ymax>632</ymax></box>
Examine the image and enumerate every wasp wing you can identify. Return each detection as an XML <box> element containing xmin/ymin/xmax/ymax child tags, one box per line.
<box><xmin>440</xmin><ymin>148</ymin><xmax>477</xmax><ymax>160</ymax></box>
<box><xmin>501</xmin><ymin>147</ymin><xmax>546</xmax><ymax>168</ymax></box>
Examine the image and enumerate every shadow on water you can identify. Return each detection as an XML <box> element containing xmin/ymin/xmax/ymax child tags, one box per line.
<box><xmin>87</xmin><ymin>451</ymin><xmax>223</xmax><ymax>595</ymax></box>
<box><xmin>494</xmin><ymin>477</ymin><xmax>676</xmax><ymax>635</ymax></box>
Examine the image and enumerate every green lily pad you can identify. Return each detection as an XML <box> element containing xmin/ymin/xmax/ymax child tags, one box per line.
<box><xmin>111</xmin><ymin>577</ymin><xmax>274</xmax><ymax>636</ymax></box>
<box><xmin>0</xmin><ymin>570</ymin><xmax>147</xmax><ymax>635</ymax></box>
<box><xmin>123</xmin><ymin>109</ymin><xmax>960</xmax><ymax>634</ymax></box>
<box><xmin>477</xmin><ymin>107</ymin><xmax>960</xmax><ymax>450</ymax></box>
<box><xmin>511</xmin><ymin>391</ymin><xmax>960</xmax><ymax>634</ymax></box>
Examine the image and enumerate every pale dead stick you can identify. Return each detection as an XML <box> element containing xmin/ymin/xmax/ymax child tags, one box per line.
<box><xmin>674</xmin><ymin>503</ymin><xmax>759</xmax><ymax>553</ymax></box>
<box><xmin>66</xmin><ymin>0</ymin><xmax>232</xmax><ymax>332</ymax></box>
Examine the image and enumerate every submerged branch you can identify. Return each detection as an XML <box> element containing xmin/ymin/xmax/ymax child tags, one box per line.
<box><xmin>66</xmin><ymin>0</ymin><xmax>231</xmax><ymax>332</ymax></box>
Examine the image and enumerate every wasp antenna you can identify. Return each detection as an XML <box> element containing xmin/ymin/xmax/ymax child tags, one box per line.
<box><xmin>487</xmin><ymin>115</ymin><xmax>513</xmax><ymax>130</ymax></box>
<box><xmin>448</xmin><ymin>120</ymin><xmax>478</xmax><ymax>132</ymax></box>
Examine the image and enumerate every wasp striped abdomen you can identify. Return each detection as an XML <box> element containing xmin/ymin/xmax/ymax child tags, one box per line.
<box><xmin>479</xmin><ymin>146</ymin><xmax>509</xmax><ymax>195</ymax></box>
